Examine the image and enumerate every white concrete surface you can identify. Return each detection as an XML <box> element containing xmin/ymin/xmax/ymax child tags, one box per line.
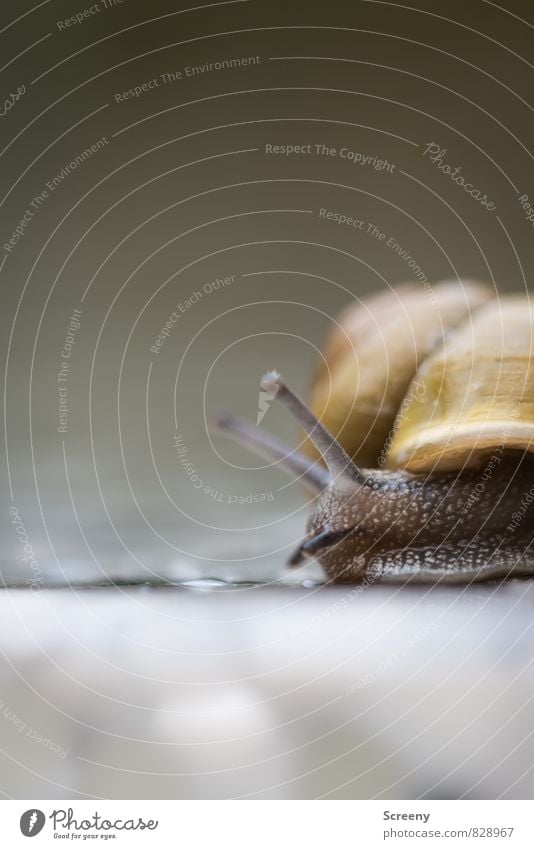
<box><xmin>0</xmin><ymin>581</ymin><xmax>533</xmax><ymax>799</ymax></box>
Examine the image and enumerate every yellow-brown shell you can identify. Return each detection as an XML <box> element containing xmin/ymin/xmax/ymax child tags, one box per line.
<box><xmin>386</xmin><ymin>296</ymin><xmax>534</xmax><ymax>472</ymax></box>
<box><xmin>307</xmin><ymin>280</ymin><xmax>494</xmax><ymax>468</ymax></box>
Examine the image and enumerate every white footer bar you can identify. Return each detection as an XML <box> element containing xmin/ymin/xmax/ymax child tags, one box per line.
<box><xmin>2</xmin><ymin>800</ymin><xmax>532</xmax><ymax>847</ymax></box>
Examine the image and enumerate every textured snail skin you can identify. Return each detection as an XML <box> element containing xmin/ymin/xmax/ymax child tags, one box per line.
<box><xmin>304</xmin><ymin>454</ymin><xmax>534</xmax><ymax>584</ymax></box>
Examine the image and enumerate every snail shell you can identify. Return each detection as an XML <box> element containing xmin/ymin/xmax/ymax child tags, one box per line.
<box><xmin>307</xmin><ymin>281</ymin><xmax>493</xmax><ymax>468</ymax></box>
<box><xmin>386</xmin><ymin>296</ymin><xmax>534</xmax><ymax>472</ymax></box>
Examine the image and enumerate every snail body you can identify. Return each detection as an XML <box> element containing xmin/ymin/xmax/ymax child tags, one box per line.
<box><xmin>216</xmin><ymin>283</ymin><xmax>534</xmax><ymax>584</ymax></box>
<box><xmin>301</xmin><ymin>453</ymin><xmax>534</xmax><ymax>583</ymax></box>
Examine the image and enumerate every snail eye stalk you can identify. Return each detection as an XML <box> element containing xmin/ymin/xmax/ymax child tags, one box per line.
<box><xmin>212</xmin><ymin>410</ymin><xmax>330</xmax><ymax>493</ymax></box>
<box><xmin>261</xmin><ymin>370</ymin><xmax>365</xmax><ymax>486</ymax></box>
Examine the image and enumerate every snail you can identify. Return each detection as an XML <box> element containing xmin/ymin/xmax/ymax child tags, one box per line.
<box><xmin>215</xmin><ymin>282</ymin><xmax>534</xmax><ymax>583</ymax></box>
